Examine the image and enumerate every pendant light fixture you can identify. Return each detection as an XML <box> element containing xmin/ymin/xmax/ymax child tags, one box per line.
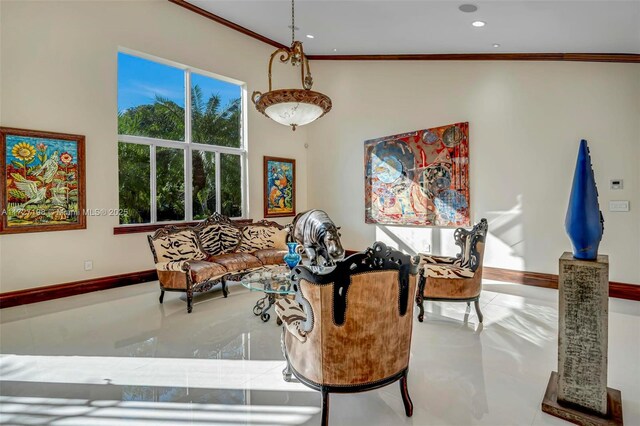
<box><xmin>252</xmin><ymin>0</ymin><xmax>332</xmax><ymax>131</ymax></box>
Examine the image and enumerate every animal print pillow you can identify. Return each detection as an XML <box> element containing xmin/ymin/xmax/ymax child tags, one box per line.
<box><xmin>197</xmin><ymin>223</ymin><xmax>242</xmax><ymax>256</ymax></box>
<box><xmin>151</xmin><ymin>229</ymin><xmax>207</xmax><ymax>263</ymax></box>
<box><xmin>237</xmin><ymin>225</ymin><xmax>288</xmax><ymax>253</ymax></box>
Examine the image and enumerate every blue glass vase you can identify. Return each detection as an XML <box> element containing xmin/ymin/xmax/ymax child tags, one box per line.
<box><xmin>284</xmin><ymin>242</ymin><xmax>302</xmax><ymax>269</ymax></box>
<box><xmin>565</xmin><ymin>139</ymin><xmax>604</xmax><ymax>260</ymax></box>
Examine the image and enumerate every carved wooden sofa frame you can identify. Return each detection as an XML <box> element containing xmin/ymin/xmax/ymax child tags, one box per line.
<box><xmin>148</xmin><ymin>213</ymin><xmax>288</xmax><ymax>313</ymax></box>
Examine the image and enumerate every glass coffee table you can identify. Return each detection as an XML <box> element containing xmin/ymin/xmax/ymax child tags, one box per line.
<box><xmin>239</xmin><ymin>265</ymin><xmax>295</xmax><ymax>324</ymax></box>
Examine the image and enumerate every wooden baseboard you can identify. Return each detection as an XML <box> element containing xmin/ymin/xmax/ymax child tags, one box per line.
<box><xmin>483</xmin><ymin>266</ymin><xmax>639</xmax><ymax>301</ymax></box>
<box><xmin>0</xmin><ymin>261</ymin><xmax>637</xmax><ymax>309</ymax></box>
<box><xmin>0</xmin><ymin>270</ymin><xmax>158</xmax><ymax>309</ymax></box>
<box><xmin>483</xmin><ymin>266</ymin><xmax>558</xmax><ymax>289</ymax></box>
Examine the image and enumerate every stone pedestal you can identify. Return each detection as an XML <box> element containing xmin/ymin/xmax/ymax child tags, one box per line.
<box><xmin>558</xmin><ymin>252</ymin><xmax>609</xmax><ymax>414</ymax></box>
<box><xmin>542</xmin><ymin>252</ymin><xmax>623</xmax><ymax>425</ymax></box>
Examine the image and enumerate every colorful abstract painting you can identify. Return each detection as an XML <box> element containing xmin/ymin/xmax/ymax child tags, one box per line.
<box><xmin>365</xmin><ymin>122</ymin><xmax>470</xmax><ymax>227</ymax></box>
<box><xmin>1</xmin><ymin>127</ymin><xmax>86</xmax><ymax>234</ymax></box>
<box><xmin>264</xmin><ymin>156</ymin><xmax>295</xmax><ymax>218</ymax></box>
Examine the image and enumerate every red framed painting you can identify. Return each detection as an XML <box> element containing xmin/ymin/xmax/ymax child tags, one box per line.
<box><xmin>1</xmin><ymin>127</ymin><xmax>86</xmax><ymax>234</ymax></box>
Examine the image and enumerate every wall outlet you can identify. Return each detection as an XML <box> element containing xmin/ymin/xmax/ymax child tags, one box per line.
<box><xmin>84</xmin><ymin>260</ymin><xmax>93</xmax><ymax>271</ymax></box>
<box><xmin>609</xmin><ymin>200</ymin><xmax>630</xmax><ymax>212</ymax></box>
<box><xmin>424</xmin><ymin>244</ymin><xmax>431</xmax><ymax>253</ymax></box>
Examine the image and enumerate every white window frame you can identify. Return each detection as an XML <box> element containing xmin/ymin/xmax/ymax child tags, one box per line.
<box><xmin>117</xmin><ymin>48</ymin><xmax>249</xmax><ymax>224</ymax></box>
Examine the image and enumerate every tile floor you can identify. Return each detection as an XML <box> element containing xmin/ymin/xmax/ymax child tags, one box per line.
<box><xmin>0</xmin><ymin>279</ymin><xmax>638</xmax><ymax>425</ymax></box>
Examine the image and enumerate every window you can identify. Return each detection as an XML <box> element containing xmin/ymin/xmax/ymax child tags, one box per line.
<box><xmin>117</xmin><ymin>50</ymin><xmax>246</xmax><ymax>225</ymax></box>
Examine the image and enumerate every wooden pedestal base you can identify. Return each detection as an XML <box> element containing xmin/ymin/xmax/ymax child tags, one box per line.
<box><xmin>542</xmin><ymin>372</ymin><xmax>623</xmax><ymax>426</ymax></box>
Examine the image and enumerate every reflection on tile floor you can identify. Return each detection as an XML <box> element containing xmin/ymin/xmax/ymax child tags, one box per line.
<box><xmin>0</xmin><ymin>279</ymin><xmax>638</xmax><ymax>425</ymax></box>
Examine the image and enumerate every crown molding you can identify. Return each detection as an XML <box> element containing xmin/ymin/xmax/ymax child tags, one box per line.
<box><xmin>169</xmin><ymin>0</ymin><xmax>287</xmax><ymax>50</ymax></box>
<box><xmin>306</xmin><ymin>53</ymin><xmax>640</xmax><ymax>63</ymax></box>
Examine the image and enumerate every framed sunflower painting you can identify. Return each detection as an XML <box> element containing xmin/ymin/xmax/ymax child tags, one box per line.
<box><xmin>263</xmin><ymin>156</ymin><xmax>295</xmax><ymax>218</ymax></box>
<box><xmin>0</xmin><ymin>127</ymin><xmax>86</xmax><ymax>234</ymax></box>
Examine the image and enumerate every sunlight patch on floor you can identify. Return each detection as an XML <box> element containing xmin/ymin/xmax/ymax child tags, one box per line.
<box><xmin>0</xmin><ymin>355</ymin><xmax>311</xmax><ymax>393</ymax></box>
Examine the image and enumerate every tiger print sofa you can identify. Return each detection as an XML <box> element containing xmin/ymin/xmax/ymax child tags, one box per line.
<box><xmin>148</xmin><ymin>213</ymin><xmax>289</xmax><ymax>313</ymax></box>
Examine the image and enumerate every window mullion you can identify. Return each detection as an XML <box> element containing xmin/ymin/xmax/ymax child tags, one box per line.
<box><xmin>150</xmin><ymin>144</ymin><xmax>157</xmax><ymax>223</ymax></box>
<box><xmin>242</xmin><ymin>152</ymin><xmax>248</xmax><ymax>218</ymax></box>
<box><xmin>215</xmin><ymin>151</ymin><xmax>221</xmax><ymax>214</ymax></box>
<box><xmin>184</xmin><ymin>70</ymin><xmax>193</xmax><ymax>221</ymax></box>
<box><xmin>184</xmin><ymin>147</ymin><xmax>192</xmax><ymax>221</ymax></box>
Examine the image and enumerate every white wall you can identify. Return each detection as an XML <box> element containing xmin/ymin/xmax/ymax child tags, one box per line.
<box><xmin>0</xmin><ymin>0</ymin><xmax>309</xmax><ymax>292</ymax></box>
<box><xmin>306</xmin><ymin>61</ymin><xmax>640</xmax><ymax>284</ymax></box>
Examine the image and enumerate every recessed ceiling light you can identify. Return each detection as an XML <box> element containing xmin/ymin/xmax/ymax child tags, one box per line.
<box><xmin>472</xmin><ymin>21</ymin><xmax>486</xmax><ymax>27</ymax></box>
<box><xmin>306</xmin><ymin>34</ymin><xmax>314</xmax><ymax>39</ymax></box>
<box><xmin>459</xmin><ymin>4</ymin><xmax>478</xmax><ymax>13</ymax></box>
<box><xmin>493</xmin><ymin>43</ymin><xmax>500</xmax><ymax>48</ymax></box>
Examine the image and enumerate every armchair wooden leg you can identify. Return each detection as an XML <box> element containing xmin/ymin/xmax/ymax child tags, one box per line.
<box><xmin>416</xmin><ymin>275</ymin><xmax>426</xmax><ymax>322</ymax></box>
<box><xmin>321</xmin><ymin>389</ymin><xmax>330</xmax><ymax>426</ymax></box>
<box><xmin>474</xmin><ymin>299</ymin><xmax>483</xmax><ymax>323</ymax></box>
<box><xmin>159</xmin><ymin>290</ymin><xmax>165</xmax><ymax>304</ymax></box>
<box><xmin>399</xmin><ymin>372</ymin><xmax>413</xmax><ymax>417</ymax></box>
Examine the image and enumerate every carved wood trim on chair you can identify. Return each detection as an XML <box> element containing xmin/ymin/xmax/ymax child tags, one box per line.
<box><xmin>291</xmin><ymin>242</ymin><xmax>419</xmax><ymax>325</ymax></box>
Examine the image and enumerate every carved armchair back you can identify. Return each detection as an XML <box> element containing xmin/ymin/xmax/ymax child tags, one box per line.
<box><xmin>285</xmin><ymin>242</ymin><xmax>419</xmax><ymax>387</ymax></box>
<box><xmin>453</xmin><ymin>218</ymin><xmax>488</xmax><ymax>272</ymax></box>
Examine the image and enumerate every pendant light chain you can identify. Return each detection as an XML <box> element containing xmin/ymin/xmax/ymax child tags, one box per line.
<box><xmin>291</xmin><ymin>0</ymin><xmax>295</xmax><ymax>46</ymax></box>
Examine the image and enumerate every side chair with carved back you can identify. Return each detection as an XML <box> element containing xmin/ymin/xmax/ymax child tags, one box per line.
<box><xmin>416</xmin><ymin>218</ymin><xmax>489</xmax><ymax>323</ymax></box>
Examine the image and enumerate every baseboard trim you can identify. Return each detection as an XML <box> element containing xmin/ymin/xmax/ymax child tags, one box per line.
<box><xmin>0</xmin><ymin>263</ymin><xmax>637</xmax><ymax>309</ymax></box>
<box><xmin>483</xmin><ymin>266</ymin><xmax>639</xmax><ymax>301</ymax></box>
<box><xmin>0</xmin><ymin>270</ymin><xmax>158</xmax><ymax>309</ymax></box>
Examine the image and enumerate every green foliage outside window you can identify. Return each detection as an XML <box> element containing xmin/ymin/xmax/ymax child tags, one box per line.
<box><xmin>118</xmin><ymin>86</ymin><xmax>242</xmax><ymax>224</ymax></box>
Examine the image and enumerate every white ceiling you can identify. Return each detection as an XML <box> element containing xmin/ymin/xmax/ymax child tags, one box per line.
<box><xmin>188</xmin><ymin>1</ymin><xmax>640</xmax><ymax>55</ymax></box>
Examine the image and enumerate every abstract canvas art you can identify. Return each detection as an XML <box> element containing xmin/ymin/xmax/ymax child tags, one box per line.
<box><xmin>264</xmin><ymin>156</ymin><xmax>295</xmax><ymax>218</ymax></box>
<box><xmin>1</xmin><ymin>127</ymin><xmax>86</xmax><ymax>234</ymax></box>
<box><xmin>365</xmin><ymin>122</ymin><xmax>470</xmax><ymax>227</ymax></box>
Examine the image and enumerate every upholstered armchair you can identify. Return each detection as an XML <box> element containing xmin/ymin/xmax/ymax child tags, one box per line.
<box><xmin>275</xmin><ymin>242</ymin><xmax>419</xmax><ymax>426</ymax></box>
<box><xmin>417</xmin><ymin>218</ymin><xmax>488</xmax><ymax>323</ymax></box>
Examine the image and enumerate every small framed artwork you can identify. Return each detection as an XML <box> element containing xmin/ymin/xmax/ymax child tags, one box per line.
<box><xmin>1</xmin><ymin>127</ymin><xmax>86</xmax><ymax>234</ymax></box>
<box><xmin>263</xmin><ymin>156</ymin><xmax>296</xmax><ymax>218</ymax></box>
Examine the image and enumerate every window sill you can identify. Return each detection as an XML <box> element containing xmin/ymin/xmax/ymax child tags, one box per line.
<box><xmin>113</xmin><ymin>218</ymin><xmax>253</xmax><ymax>235</ymax></box>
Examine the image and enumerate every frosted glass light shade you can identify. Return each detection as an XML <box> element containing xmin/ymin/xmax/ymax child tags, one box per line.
<box><xmin>265</xmin><ymin>102</ymin><xmax>324</xmax><ymax>127</ymax></box>
<box><xmin>252</xmin><ymin>89</ymin><xmax>332</xmax><ymax>130</ymax></box>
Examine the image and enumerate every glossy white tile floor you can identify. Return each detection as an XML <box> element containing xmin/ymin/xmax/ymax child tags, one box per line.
<box><xmin>0</xmin><ymin>279</ymin><xmax>638</xmax><ymax>426</ymax></box>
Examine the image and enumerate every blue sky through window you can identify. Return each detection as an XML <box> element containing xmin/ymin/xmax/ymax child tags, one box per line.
<box><xmin>118</xmin><ymin>52</ymin><xmax>241</xmax><ymax>114</ymax></box>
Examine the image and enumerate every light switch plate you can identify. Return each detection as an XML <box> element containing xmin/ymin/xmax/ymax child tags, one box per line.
<box><xmin>609</xmin><ymin>200</ymin><xmax>630</xmax><ymax>212</ymax></box>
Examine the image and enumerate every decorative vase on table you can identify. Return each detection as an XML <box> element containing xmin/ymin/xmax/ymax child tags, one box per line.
<box><xmin>564</xmin><ymin>139</ymin><xmax>604</xmax><ymax>260</ymax></box>
<box><xmin>284</xmin><ymin>242</ymin><xmax>302</xmax><ymax>269</ymax></box>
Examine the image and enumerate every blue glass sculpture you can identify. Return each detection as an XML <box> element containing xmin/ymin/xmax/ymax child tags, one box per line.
<box><xmin>284</xmin><ymin>242</ymin><xmax>302</xmax><ymax>269</ymax></box>
<box><xmin>565</xmin><ymin>139</ymin><xmax>604</xmax><ymax>260</ymax></box>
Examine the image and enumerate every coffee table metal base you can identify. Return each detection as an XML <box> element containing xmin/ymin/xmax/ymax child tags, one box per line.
<box><xmin>252</xmin><ymin>293</ymin><xmax>283</xmax><ymax>325</ymax></box>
